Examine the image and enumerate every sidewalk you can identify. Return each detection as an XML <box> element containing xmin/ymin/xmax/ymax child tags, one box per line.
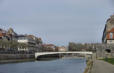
<box><xmin>91</xmin><ymin>60</ymin><xmax>114</xmax><ymax>73</ymax></box>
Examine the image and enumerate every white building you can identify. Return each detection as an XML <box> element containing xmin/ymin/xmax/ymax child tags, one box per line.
<box><xmin>58</xmin><ymin>46</ymin><xmax>67</xmax><ymax>52</ymax></box>
<box><xmin>17</xmin><ymin>35</ymin><xmax>37</xmax><ymax>51</ymax></box>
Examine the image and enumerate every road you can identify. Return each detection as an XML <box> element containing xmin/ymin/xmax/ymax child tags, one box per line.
<box><xmin>91</xmin><ymin>60</ymin><xmax>114</xmax><ymax>73</ymax></box>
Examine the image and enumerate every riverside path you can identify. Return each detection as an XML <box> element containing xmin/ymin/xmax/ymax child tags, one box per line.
<box><xmin>91</xmin><ymin>60</ymin><xmax>114</xmax><ymax>73</ymax></box>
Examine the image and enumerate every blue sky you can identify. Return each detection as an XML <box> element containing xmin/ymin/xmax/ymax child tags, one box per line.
<box><xmin>0</xmin><ymin>0</ymin><xmax>114</xmax><ymax>46</ymax></box>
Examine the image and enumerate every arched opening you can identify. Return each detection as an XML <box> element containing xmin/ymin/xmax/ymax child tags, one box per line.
<box><xmin>36</xmin><ymin>54</ymin><xmax>60</xmax><ymax>60</ymax></box>
<box><xmin>105</xmin><ymin>49</ymin><xmax>111</xmax><ymax>53</ymax></box>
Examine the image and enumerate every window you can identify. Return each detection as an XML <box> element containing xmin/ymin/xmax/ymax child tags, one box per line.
<box><xmin>110</xmin><ymin>32</ymin><xmax>113</xmax><ymax>39</ymax></box>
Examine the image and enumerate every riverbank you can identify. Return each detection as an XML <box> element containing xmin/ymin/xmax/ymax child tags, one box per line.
<box><xmin>0</xmin><ymin>53</ymin><xmax>35</xmax><ymax>64</ymax></box>
<box><xmin>83</xmin><ymin>60</ymin><xmax>93</xmax><ymax>73</ymax></box>
<box><xmin>0</xmin><ymin>54</ymin><xmax>34</xmax><ymax>60</ymax></box>
<box><xmin>0</xmin><ymin>59</ymin><xmax>35</xmax><ymax>64</ymax></box>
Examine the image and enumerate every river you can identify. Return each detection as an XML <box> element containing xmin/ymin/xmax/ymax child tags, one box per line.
<box><xmin>0</xmin><ymin>58</ymin><xmax>86</xmax><ymax>73</ymax></box>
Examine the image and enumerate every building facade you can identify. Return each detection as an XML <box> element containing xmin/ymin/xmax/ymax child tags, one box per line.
<box><xmin>17</xmin><ymin>35</ymin><xmax>42</xmax><ymax>52</ymax></box>
<box><xmin>0</xmin><ymin>29</ymin><xmax>7</xmax><ymax>40</ymax></box>
<box><xmin>57</xmin><ymin>46</ymin><xmax>67</xmax><ymax>52</ymax></box>
<box><xmin>42</xmin><ymin>44</ymin><xmax>56</xmax><ymax>52</ymax></box>
<box><xmin>102</xmin><ymin>15</ymin><xmax>114</xmax><ymax>44</ymax></box>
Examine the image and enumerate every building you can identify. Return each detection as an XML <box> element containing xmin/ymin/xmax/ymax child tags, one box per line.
<box><xmin>0</xmin><ymin>29</ymin><xmax>6</xmax><ymax>39</ymax></box>
<box><xmin>17</xmin><ymin>35</ymin><xmax>37</xmax><ymax>51</ymax></box>
<box><xmin>0</xmin><ymin>28</ymin><xmax>10</xmax><ymax>40</ymax></box>
<box><xmin>17</xmin><ymin>34</ymin><xmax>43</xmax><ymax>51</ymax></box>
<box><xmin>6</xmin><ymin>28</ymin><xmax>18</xmax><ymax>41</ymax></box>
<box><xmin>42</xmin><ymin>44</ymin><xmax>56</xmax><ymax>52</ymax></box>
<box><xmin>57</xmin><ymin>46</ymin><xmax>67</xmax><ymax>52</ymax></box>
<box><xmin>0</xmin><ymin>28</ymin><xmax>18</xmax><ymax>41</ymax></box>
<box><xmin>0</xmin><ymin>28</ymin><xmax>43</xmax><ymax>52</ymax></box>
<box><xmin>102</xmin><ymin>14</ymin><xmax>114</xmax><ymax>58</ymax></box>
<box><xmin>27</xmin><ymin>35</ymin><xmax>43</xmax><ymax>51</ymax></box>
<box><xmin>27</xmin><ymin>35</ymin><xmax>43</xmax><ymax>44</ymax></box>
<box><xmin>102</xmin><ymin>14</ymin><xmax>114</xmax><ymax>44</ymax></box>
<box><xmin>103</xmin><ymin>28</ymin><xmax>114</xmax><ymax>44</ymax></box>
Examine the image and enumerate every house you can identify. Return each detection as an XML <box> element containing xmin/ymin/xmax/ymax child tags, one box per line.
<box><xmin>6</xmin><ymin>28</ymin><xmax>18</xmax><ymax>41</ymax></box>
<box><xmin>102</xmin><ymin>28</ymin><xmax>114</xmax><ymax>44</ymax></box>
<box><xmin>17</xmin><ymin>34</ymin><xmax>43</xmax><ymax>52</ymax></box>
<box><xmin>27</xmin><ymin>35</ymin><xmax>43</xmax><ymax>44</ymax></box>
<box><xmin>0</xmin><ymin>29</ymin><xmax>5</xmax><ymax>39</ymax></box>
<box><xmin>17</xmin><ymin>35</ymin><xmax>37</xmax><ymax>51</ymax></box>
<box><xmin>0</xmin><ymin>28</ymin><xmax>43</xmax><ymax>52</ymax></box>
<box><xmin>42</xmin><ymin>44</ymin><xmax>56</xmax><ymax>52</ymax></box>
<box><xmin>102</xmin><ymin>14</ymin><xmax>114</xmax><ymax>44</ymax></box>
<box><xmin>57</xmin><ymin>46</ymin><xmax>67</xmax><ymax>52</ymax></box>
<box><xmin>0</xmin><ymin>28</ymin><xmax>10</xmax><ymax>40</ymax></box>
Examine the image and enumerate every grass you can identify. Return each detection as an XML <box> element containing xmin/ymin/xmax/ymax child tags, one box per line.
<box><xmin>102</xmin><ymin>58</ymin><xmax>114</xmax><ymax>65</ymax></box>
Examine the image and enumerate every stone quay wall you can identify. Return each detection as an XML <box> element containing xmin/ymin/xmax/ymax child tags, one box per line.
<box><xmin>0</xmin><ymin>54</ymin><xmax>34</xmax><ymax>60</ymax></box>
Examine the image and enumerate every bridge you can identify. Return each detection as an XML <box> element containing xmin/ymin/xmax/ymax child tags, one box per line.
<box><xmin>35</xmin><ymin>51</ymin><xmax>93</xmax><ymax>59</ymax></box>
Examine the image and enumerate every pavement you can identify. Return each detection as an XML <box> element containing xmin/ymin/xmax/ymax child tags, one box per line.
<box><xmin>91</xmin><ymin>60</ymin><xmax>114</xmax><ymax>73</ymax></box>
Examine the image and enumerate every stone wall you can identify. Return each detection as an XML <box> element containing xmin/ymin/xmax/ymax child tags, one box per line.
<box><xmin>0</xmin><ymin>54</ymin><xmax>34</xmax><ymax>60</ymax></box>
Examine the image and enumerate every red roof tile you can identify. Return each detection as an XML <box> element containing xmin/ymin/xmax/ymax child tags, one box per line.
<box><xmin>108</xmin><ymin>28</ymin><xmax>114</xmax><ymax>32</ymax></box>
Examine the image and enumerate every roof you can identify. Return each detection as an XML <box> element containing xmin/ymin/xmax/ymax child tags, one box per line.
<box><xmin>108</xmin><ymin>28</ymin><xmax>114</xmax><ymax>32</ymax></box>
<box><xmin>42</xmin><ymin>44</ymin><xmax>55</xmax><ymax>47</ymax></box>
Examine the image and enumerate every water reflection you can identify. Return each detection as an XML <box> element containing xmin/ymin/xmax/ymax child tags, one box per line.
<box><xmin>0</xmin><ymin>58</ymin><xmax>86</xmax><ymax>73</ymax></box>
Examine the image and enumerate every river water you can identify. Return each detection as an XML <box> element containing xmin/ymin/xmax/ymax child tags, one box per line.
<box><xmin>0</xmin><ymin>58</ymin><xmax>86</xmax><ymax>73</ymax></box>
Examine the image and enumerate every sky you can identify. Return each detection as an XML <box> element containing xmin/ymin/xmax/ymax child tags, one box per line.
<box><xmin>0</xmin><ymin>0</ymin><xmax>114</xmax><ymax>46</ymax></box>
